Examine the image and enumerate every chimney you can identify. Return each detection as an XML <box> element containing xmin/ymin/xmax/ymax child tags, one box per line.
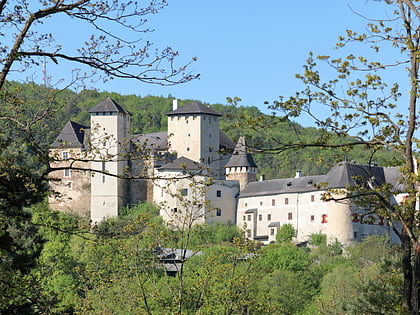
<box><xmin>295</xmin><ymin>170</ymin><xmax>302</xmax><ymax>178</ymax></box>
<box><xmin>259</xmin><ymin>174</ymin><xmax>265</xmax><ymax>181</ymax></box>
<box><xmin>173</xmin><ymin>99</ymin><xmax>178</xmax><ymax>110</ymax></box>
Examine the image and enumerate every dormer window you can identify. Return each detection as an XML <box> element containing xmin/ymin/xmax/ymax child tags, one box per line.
<box><xmin>62</xmin><ymin>152</ymin><xmax>69</xmax><ymax>160</ymax></box>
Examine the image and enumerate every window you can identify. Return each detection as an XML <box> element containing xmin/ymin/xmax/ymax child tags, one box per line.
<box><xmin>267</xmin><ymin>214</ymin><xmax>271</xmax><ymax>221</ymax></box>
<box><xmin>272</xmin><ymin>199</ymin><xmax>275</xmax><ymax>206</ymax></box>
<box><xmin>247</xmin><ymin>214</ymin><xmax>251</xmax><ymax>221</ymax></box>
<box><xmin>259</xmin><ymin>214</ymin><xmax>262</xmax><ymax>221</ymax></box>
<box><xmin>186</xmin><ymin>147</ymin><xmax>190</xmax><ymax>151</ymax></box>
<box><xmin>260</xmin><ymin>201</ymin><xmax>263</xmax><ymax>206</ymax></box>
<box><xmin>288</xmin><ymin>212</ymin><xmax>293</xmax><ymax>220</ymax></box>
<box><xmin>245</xmin><ymin>202</ymin><xmax>248</xmax><ymax>207</ymax></box>
<box><xmin>321</xmin><ymin>214</ymin><xmax>328</xmax><ymax>224</ymax></box>
<box><xmin>102</xmin><ymin>175</ymin><xmax>106</xmax><ymax>183</ymax></box>
<box><xmin>311</xmin><ymin>195</ymin><xmax>315</xmax><ymax>202</ymax></box>
<box><xmin>353</xmin><ymin>231</ymin><xmax>358</xmax><ymax>239</ymax></box>
<box><xmin>246</xmin><ymin>229</ymin><xmax>251</xmax><ymax>238</ymax></box>
<box><xmin>102</xmin><ymin>161</ymin><xmax>106</xmax><ymax>172</ymax></box>
<box><xmin>62</xmin><ymin>151</ymin><xmax>69</xmax><ymax>160</ymax></box>
<box><xmin>173</xmin><ymin>208</ymin><xmax>178</xmax><ymax>213</ymax></box>
<box><xmin>310</xmin><ymin>215</ymin><xmax>315</xmax><ymax>222</ymax></box>
<box><xmin>68</xmin><ymin>182</ymin><xmax>72</xmax><ymax>189</ymax></box>
<box><xmin>285</xmin><ymin>198</ymin><xmax>289</xmax><ymax>205</ymax></box>
<box><xmin>243</xmin><ymin>215</ymin><xmax>246</xmax><ymax>221</ymax></box>
<box><xmin>216</xmin><ymin>209</ymin><xmax>222</xmax><ymax>216</ymax></box>
<box><xmin>64</xmin><ymin>169</ymin><xmax>70</xmax><ymax>177</ymax></box>
<box><xmin>216</xmin><ymin>190</ymin><xmax>222</xmax><ymax>197</ymax></box>
<box><xmin>270</xmin><ymin>228</ymin><xmax>275</xmax><ymax>236</ymax></box>
<box><xmin>181</xmin><ymin>189</ymin><xmax>188</xmax><ymax>196</ymax></box>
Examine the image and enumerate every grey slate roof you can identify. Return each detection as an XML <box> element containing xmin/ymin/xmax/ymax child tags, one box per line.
<box><xmin>51</xmin><ymin>121</ymin><xmax>89</xmax><ymax>148</ymax></box>
<box><xmin>224</xmin><ymin>136</ymin><xmax>257</xmax><ymax>168</ymax></box>
<box><xmin>166</xmin><ymin>101</ymin><xmax>222</xmax><ymax>117</ymax></box>
<box><xmin>239</xmin><ymin>162</ymin><xmax>401</xmax><ymax>198</ymax></box>
<box><xmin>132</xmin><ymin>131</ymin><xmax>168</xmax><ymax>150</ymax></box>
<box><xmin>88</xmin><ymin>97</ymin><xmax>131</xmax><ymax>115</ymax></box>
<box><xmin>158</xmin><ymin>156</ymin><xmax>204</xmax><ymax>171</ymax></box>
<box><xmin>133</xmin><ymin>129</ymin><xmax>235</xmax><ymax>151</ymax></box>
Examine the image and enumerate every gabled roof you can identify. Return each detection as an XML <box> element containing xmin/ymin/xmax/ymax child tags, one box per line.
<box><xmin>239</xmin><ymin>162</ymin><xmax>401</xmax><ymax>198</ymax></box>
<box><xmin>158</xmin><ymin>156</ymin><xmax>205</xmax><ymax>171</ymax></box>
<box><xmin>224</xmin><ymin>136</ymin><xmax>257</xmax><ymax>168</ymax></box>
<box><xmin>132</xmin><ymin>129</ymin><xmax>235</xmax><ymax>151</ymax></box>
<box><xmin>51</xmin><ymin>121</ymin><xmax>89</xmax><ymax>148</ymax></box>
<box><xmin>166</xmin><ymin>101</ymin><xmax>222</xmax><ymax>117</ymax></box>
<box><xmin>132</xmin><ymin>131</ymin><xmax>168</xmax><ymax>150</ymax></box>
<box><xmin>88</xmin><ymin>97</ymin><xmax>131</xmax><ymax>115</ymax></box>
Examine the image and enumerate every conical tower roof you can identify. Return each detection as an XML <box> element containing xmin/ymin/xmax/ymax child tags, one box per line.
<box><xmin>225</xmin><ymin>136</ymin><xmax>257</xmax><ymax>168</ymax></box>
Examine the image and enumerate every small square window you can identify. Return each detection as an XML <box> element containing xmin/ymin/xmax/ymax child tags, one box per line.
<box><xmin>310</xmin><ymin>215</ymin><xmax>315</xmax><ymax>222</ymax></box>
<box><xmin>245</xmin><ymin>203</ymin><xmax>248</xmax><ymax>207</ymax></box>
<box><xmin>216</xmin><ymin>190</ymin><xmax>222</xmax><ymax>197</ymax></box>
<box><xmin>259</xmin><ymin>214</ymin><xmax>262</xmax><ymax>221</ymax></box>
<box><xmin>216</xmin><ymin>209</ymin><xmax>222</xmax><ymax>216</ymax></box>
<box><xmin>288</xmin><ymin>212</ymin><xmax>293</xmax><ymax>220</ymax></box>
<box><xmin>62</xmin><ymin>152</ymin><xmax>69</xmax><ymax>160</ymax></box>
<box><xmin>173</xmin><ymin>208</ymin><xmax>178</xmax><ymax>213</ymax></box>
<box><xmin>181</xmin><ymin>189</ymin><xmax>188</xmax><ymax>196</ymax></box>
<box><xmin>267</xmin><ymin>214</ymin><xmax>271</xmax><ymax>221</ymax></box>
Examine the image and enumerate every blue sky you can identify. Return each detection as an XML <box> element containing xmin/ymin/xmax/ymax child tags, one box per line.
<box><xmin>15</xmin><ymin>1</ymin><xmax>403</xmax><ymax>116</ymax></box>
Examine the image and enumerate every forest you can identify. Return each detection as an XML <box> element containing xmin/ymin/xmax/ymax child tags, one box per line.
<box><xmin>6</xmin><ymin>81</ymin><xmax>399</xmax><ymax>180</ymax></box>
<box><xmin>0</xmin><ymin>82</ymin><xmax>408</xmax><ymax>314</ymax></box>
<box><xmin>4</xmin><ymin>200</ymin><xmax>406</xmax><ymax>314</ymax></box>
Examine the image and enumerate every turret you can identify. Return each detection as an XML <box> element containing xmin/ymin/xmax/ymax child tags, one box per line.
<box><xmin>225</xmin><ymin>136</ymin><xmax>257</xmax><ymax>190</ymax></box>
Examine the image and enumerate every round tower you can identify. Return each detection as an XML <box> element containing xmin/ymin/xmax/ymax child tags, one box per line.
<box><xmin>225</xmin><ymin>136</ymin><xmax>257</xmax><ymax>190</ymax></box>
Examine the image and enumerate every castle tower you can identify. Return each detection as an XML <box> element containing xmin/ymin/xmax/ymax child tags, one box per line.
<box><xmin>225</xmin><ymin>136</ymin><xmax>257</xmax><ymax>190</ymax></box>
<box><xmin>88</xmin><ymin>97</ymin><xmax>131</xmax><ymax>223</ymax></box>
<box><xmin>166</xmin><ymin>101</ymin><xmax>222</xmax><ymax>173</ymax></box>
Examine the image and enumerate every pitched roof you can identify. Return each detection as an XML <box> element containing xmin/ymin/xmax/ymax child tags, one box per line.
<box><xmin>166</xmin><ymin>101</ymin><xmax>222</xmax><ymax>117</ymax></box>
<box><xmin>224</xmin><ymin>136</ymin><xmax>257</xmax><ymax>168</ymax></box>
<box><xmin>158</xmin><ymin>156</ymin><xmax>204</xmax><ymax>171</ymax></box>
<box><xmin>239</xmin><ymin>162</ymin><xmax>401</xmax><ymax>198</ymax></box>
<box><xmin>132</xmin><ymin>131</ymin><xmax>168</xmax><ymax>150</ymax></box>
<box><xmin>51</xmin><ymin>121</ymin><xmax>89</xmax><ymax>148</ymax></box>
<box><xmin>88</xmin><ymin>97</ymin><xmax>131</xmax><ymax>115</ymax></box>
<box><xmin>132</xmin><ymin>129</ymin><xmax>235</xmax><ymax>151</ymax></box>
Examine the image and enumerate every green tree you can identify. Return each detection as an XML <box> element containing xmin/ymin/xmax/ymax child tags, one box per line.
<box><xmin>275</xmin><ymin>223</ymin><xmax>297</xmax><ymax>243</ymax></box>
<box><xmin>255</xmin><ymin>1</ymin><xmax>420</xmax><ymax>312</ymax></box>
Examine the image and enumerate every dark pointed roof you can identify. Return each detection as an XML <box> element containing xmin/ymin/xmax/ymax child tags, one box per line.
<box><xmin>158</xmin><ymin>156</ymin><xmax>204</xmax><ymax>171</ymax></box>
<box><xmin>224</xmin><ymin>137</ymin><xmax>257</xmax><ymax>168</ymax></box>
<box><xmin>88</xmin><ymin>97</ymin><xmax>130</xmax><ymax>115</ymax></box>
<box><xmin>51</xmin><ymin>121</ymin><xmax>88</xmax><ymax>148</ymax></box>
<box><xmin>166</xmin><ymin>101</ymin><xmax>222</xmax><ymax>117</ymax></box>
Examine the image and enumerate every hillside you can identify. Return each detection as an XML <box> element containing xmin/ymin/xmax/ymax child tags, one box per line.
<box><xmin>4</xmin><ymin>81</ymin><xmax>400</xmax><ymax>179</ymax></box>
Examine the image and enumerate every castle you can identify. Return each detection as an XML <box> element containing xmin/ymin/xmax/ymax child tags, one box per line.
<box><xmin>49</xmin><ymin>97</ymin><xmax>400</xmax><ymax>245</ymax></box>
